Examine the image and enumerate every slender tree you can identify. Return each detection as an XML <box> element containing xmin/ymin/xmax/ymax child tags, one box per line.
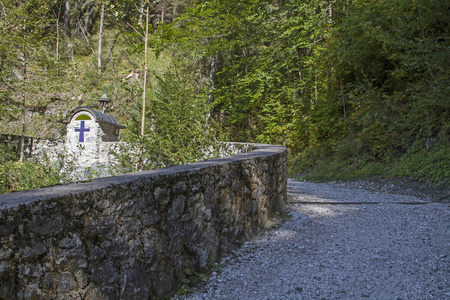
<box><xmin>98</xmin><ymin>2</ymin><xmax>105</xmax><ymax>76</ymax></box>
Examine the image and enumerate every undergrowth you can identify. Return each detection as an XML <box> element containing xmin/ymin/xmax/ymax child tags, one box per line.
<box><xmin>0</xmin><ymin>144</ymin><xmax>79</xmax><ymax>194</ymax></box>
<box><xmin>177</xmin><ymin>268</ymin><xmax>207</xmax><ymax>295</ymax></box>
<box><xmin>289</xmin><ymin>141</ymin><xmax>449</xmax><ymax>187</ymax></box>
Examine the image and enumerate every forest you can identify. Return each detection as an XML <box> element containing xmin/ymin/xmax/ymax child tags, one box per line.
<box><xmin>0</xmin><ymin>0</ymin><xmax>449</xmax><ymax>193</ymax></box>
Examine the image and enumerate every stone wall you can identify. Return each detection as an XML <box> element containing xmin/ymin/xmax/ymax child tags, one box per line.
<box><xmin>0</xmin><ymin>143</ymin><xmax>287</xmax><ymax>299</ymax></box>
<box><xmin>0</xmin><ymin>134</ymin><xmax>126</xmax><ymax>180</ymax></box>
<box><xmin>0</xmin><ymin>134</ymin><xmax>64</xmax><ymax>161</ymax></box>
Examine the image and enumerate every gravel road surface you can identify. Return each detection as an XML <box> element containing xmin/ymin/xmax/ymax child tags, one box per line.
<box><xmin>174</xmin><ymin>179</ymin><xmax>450</xmax><ymax>299</ymax></box>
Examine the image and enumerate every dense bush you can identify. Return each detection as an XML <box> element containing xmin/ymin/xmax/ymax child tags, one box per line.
<box><xmin>0</xmin><ymin>143</ymin><xmax>78</xmax><ymax>194</ymax></box>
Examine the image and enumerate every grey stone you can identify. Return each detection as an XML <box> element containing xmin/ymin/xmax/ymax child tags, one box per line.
<box><xmin>123</xmin><ymin>217</ymin><xmax>143</xmax><ymax>234</ymax></box>
<box><xmin>191</xmin><ymin>183</ymin><xmax>201</xmax><ymax>194</ymax></box>
<box><xmin>173</xmin><ymin>181</ymin><xmax>188</xmax><ymax>195</ymax></box>
<box><xmin>188</xmin><ymin>193</ymin><xmax>201</xmax><ymax>206</ymax></box>
<box><xmin>103</xmin><ymin>238</ymin><xmax>129</xmax><ymax>258</ymax></box>
<box><xmin>143</xmin><ymin>209</ymin><xmax>161</xmax><ymax>225</ymax></box>
<box><xmin>74</xmin><ymin>269</ymin><xmax>89</xmax><ymax>289</ymax></box>
<box><xmin>218</xmin><ymin>177</ymin><xmax>230</xmax><ymax>188</ymax></box>
<box><xmin>143</xmin><ymin>242</ymin><xmax>156</xmax><ymax>262</ymax></box>
<box><xmin>169</xmin><ymin>234</ymin><xmax>184</xmax><ymax>253</ymax></box>
<box><xmin>121</xmin><ymin>264</ymin><xmax>151</xmax><ymax>299</ymax></box>
<box><xmin>246</xmin><ymin>200</ymin><xmax>254</xmax><ymax>215</ymax></box>
<box><xmin>43</xmin><ymin>273</ymin><xmax>53</xmax><ymax>289</ymax></box>
<box><xmin>168</xmin><ymin>195</ymin><xmax>186</xmax><ymax>218</ymax></box>
<box><xmin>58</xmin><ymin>246</ymin><xmax>87</xmax><ymax>269</ymax></box>
<box><xmin>29</xmin><ymin>214</ymin><xmax>66</xmax><ymax>236</ymax></box>
<box><xmin>90</xmin><ymin>245</ymin><xmax>106</xmax><ymax>260</ymax></box>
<box><xmin>54</xmin><ymin>272</ymin><xmax>76</xmax><ymax>293</ymax></box>
<box><xmin>154</xmin><ymin>187</ymin><xmax>170</xmax><ymax>204</ymax></box>
<box><xmin>180</xmin><ymin>210</ymin><xmax>193</xmax><ymax>222</ymax></box>
<box><xmin>24</xmin><ymin>284</ymin><xmax>43</xmax><ymax>299</ymax></box>
<box><xmin>90</xmin><ymin>260</ymin><xmax>119</xmax><ymax>286</ymax></box>
<box><xmin>229</xmin><ymin>169</ymin><xmax>240</xmax><ymax>179</ymax></box>
<box><xmin>19</xmin><ymin>264</ymin><xmax>43</xmax><ymax>278</ymax></box>
<box><xmin>60</xmin><ymin>234</ymin><xmax>83</xmax><ymax>249</ymax></box>
<box><xmin>0</xmin><ymin>219</ymin><xmax>15</xmax><ymax>235</ymax></box>
<box><xmin>21</xmin><ymin>241</ymin><xmax>47</xmax><ymax>259</ymax></box>
<box><xmin>85</xmin><ymin>218</ymin><xmax>116</xmax><ymax>238</ymax></box>
<box><xmin>0</xmin><ymin>261</ymin><xmax>7</xmax><ymax>276</ymax></box>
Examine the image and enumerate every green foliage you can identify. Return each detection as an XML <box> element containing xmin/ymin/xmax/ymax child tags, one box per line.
<box><xmin>313</xmin><ymin>0</ymin><xmax>450</xmax><ymax>159</ymax></box>
<box><xmin>0</xmin><ymin>0</ymin><xmax>73</xmax><ymax>137</ymax></box>
<box><xmin>285</xmin><ymin>0</ymin><xmax>449</xmax><ymax>184</ymax></box>
<box><xmin>114</xmin><ymin>54</ymin><xmax>224</xmax><ymax>172</ymax></box>
<box><xmin>147</xmin><ymin>59</ymin><xmax>223</xmax><ymax>166</ymax></box>
<box><xmin>0</xmin><ymin>0</ymin><xmax>195</xmax><ymax>138</ymax></box>
<box><xmin>289</xmin><ymin>140</ymin><xmax>449</xmax><ymax>187</ymax></box>
<box><xmin>390</xmin><ymin>142</ymin><xmax>450</xmax><ymax>185</ymax></box>
<box><xmin>0</xmin><ymin>142</ymin><xmax>18</xmax><ymax>164</ymax></box>
<box><xmin>0</xmin><ymin>149</ymin><xmax>78</xmax><ymax>194</ymax></box>
<box><xmin>177</xmin><ymin>268</ymin><xmax>207</xmax><ymax>295</ymax></box>
<box><xmin>170</xmin><ymin>0</ymin><xmax>449</xmax><ymax>184</ymax></box>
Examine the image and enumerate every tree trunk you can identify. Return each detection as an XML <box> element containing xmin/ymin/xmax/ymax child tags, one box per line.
<box><xmin>328</xmin><ymin>1</ymin><xmax>333</xmax><ymax>23</ymax></box>
<box><xmin>206</xmin><ymin>54</ymin><xmax>217</xmax><ymax>126</ymax></box>
<box><xmin>138</xmin><ymin>0</ymin><xmax>145</xmax><ymax>25</ymax></box>
<box><xmin>68</xmin><ymin>33</ymin><xmax>77</xmax><ymax>78</ymax></box>
<box><xmin>98</xmin><ymin>3</ymin><xmax>104</xmax><ymax>76</ymax></box>
<box><xmin>55</xmin><ymin>9</ymin><xmax>60</xmax><ymax>63</ymax></box>
<box><xmin>84</xmin><ymin>1</ymin><xmax>94</xmax><ymax>33</ymax></box>
<box><xmin>161</xmin><ymin>0</ymin><xmax>165</xmax><ymax>23</ymax></box>
<box><xmin>0</xmin><ymin>2</ymin><xmax>6</xmax><ymax>17</ymax></box>
<box><xmin>137</xmin><ymin>4</ymin><xmax>150</xmax><ymax>172</ymax></box>
<box><xmin>208</xmin><ymin>55</ymin><xmax>217</xmax><ymax>105</ymax></box>
<box><xmin>20</xmin><ymin>91</ymin><xmax>25</xmax><ymax>162</ymax></box>
<box><xmin>64</xmin><ymin>0</ymin><xmax>71</xmax><ymax>34</ymax></box>
<box><xmin>141</xmin><ymin>4</ymin><xmax>149</xmax><ymax>138</ymax></box>
<box><xmin>19</xmin><ymin>51</ymin><xmax>27</xmax><ymax>162</ymax></box>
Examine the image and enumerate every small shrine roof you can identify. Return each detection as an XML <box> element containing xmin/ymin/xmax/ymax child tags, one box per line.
<box><xmin>62</xmin><ymin>106</ymin><xmax>125</xmax><ymax>129</ymax></box>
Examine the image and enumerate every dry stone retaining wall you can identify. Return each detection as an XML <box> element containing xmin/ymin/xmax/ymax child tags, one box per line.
<box><xmin>0</xmin><ymin>134</ymin><xmax>64</xmax><ymax>161</ymax></box>
<box><xmin>0</xmin><ymin>143</ymin><xmax>287</xmax><ymax>299</ymax></box>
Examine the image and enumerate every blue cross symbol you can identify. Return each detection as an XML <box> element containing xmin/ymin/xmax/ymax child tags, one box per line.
<box><xmin>75</xmin><ymin>121</ymin><xmax>90</xmax><ymax>143</ymax></box>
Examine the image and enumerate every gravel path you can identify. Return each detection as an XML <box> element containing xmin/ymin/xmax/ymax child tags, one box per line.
<box><xmin>174</xmin><ymin>179</ymin><xmax>450</xmax><ymax>300</ymax></box>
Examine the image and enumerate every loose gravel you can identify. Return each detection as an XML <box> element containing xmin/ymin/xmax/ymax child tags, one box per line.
<box><xmin>174</xmin><ymin>179</ymin><xmax>450</xmax><ymax>300</ymax></box>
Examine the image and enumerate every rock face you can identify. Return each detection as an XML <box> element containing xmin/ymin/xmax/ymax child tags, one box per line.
<box><xmin>0</xmin><ymin>143</ymin><xmax>287</xmax><ymax>299</ymax></box>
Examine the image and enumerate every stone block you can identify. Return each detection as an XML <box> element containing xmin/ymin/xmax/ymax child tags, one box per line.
<box><xmin>154</xmin><ymin>187</ymin><xmax>170</xmax><ymax>205</ymax></box>
<box><xmin>142</xmin><ymin>209</ymin><xmax>160</xmax><ymax>226</ymax></box>
<box><xmin>102</xmin><ymin>238</ymin><xmax>129</xmax><ymax>259</ymax></box>
<box><xmin>89</xmin><ymin>260</ymin><xmax>119</xmax><ymax>286</ymax></box>
<box><xmin>0</xmin><ymin>261</ymin><xmax>6</xmax><ymax>276</ymax></box>
<box><xmin>0</xmin><ymin>219</ymin><xmax>15</xmax><ymax>236</ymax></box>
<box><xmin>84</xmin><ymin>218</ymin><xmax>116</xmax><ymax>238</ymax></box>
<box><xmin>121</xmin><ymin>264</ymin><xmax>151</xmax><ymax>299</ymax></box>
<box><xmin>29</xmin><ymin>214</ymin><xmax>66</xmax><ymax>236</ymax></box>
<box><xmin>168</xmin><ymin>195</ymin><xmax>186</xmax><ymax>219</ymax></box>
<box><xmin>19</xmin><ymin>264</ymin><xmax>44</xmax><ymax>278</ymax></box>
<box><xmin>24</xmin><ymin>284</ymin><xmax>44</xmax><ymax>299</ymax></box>
<box><xmin>172</xmin><ymin>181</ymin><xmax>188</xmax><ymax>195</ymax></box>
<box><xmin>54</xmin><ymin>272</ymin><xmax>76</xmax><ymax>293</ymax></box>
<box><xmin>20</xmin><ymin>241</ymin><xmax>47</xmax><ymax>259</ymax></box>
